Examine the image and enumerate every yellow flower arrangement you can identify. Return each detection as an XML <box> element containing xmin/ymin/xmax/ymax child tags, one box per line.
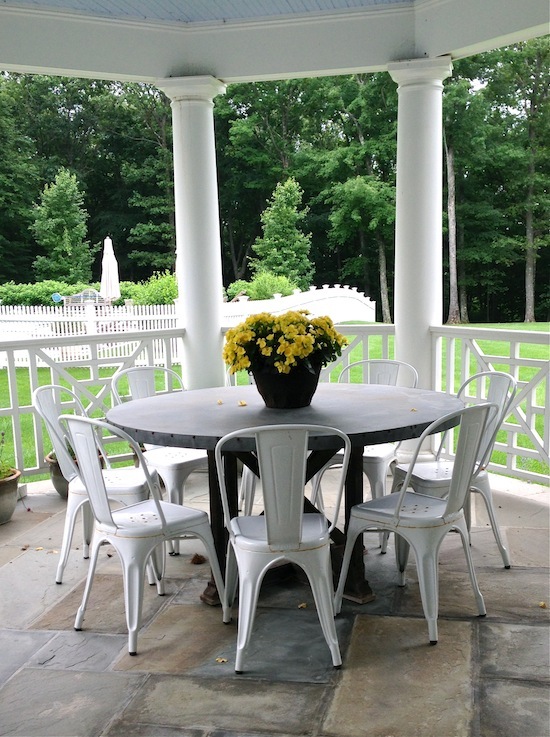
<box><xmin>223</xmin><ymin>310</ymin><xmax>348</xmax><ymax>375</ymax></box>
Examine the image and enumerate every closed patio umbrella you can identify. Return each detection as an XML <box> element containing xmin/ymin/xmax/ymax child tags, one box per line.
<box><xmin>99</xmin><ymin>236</ymin><xmax>121</xmax><ymax>305</ymax></box>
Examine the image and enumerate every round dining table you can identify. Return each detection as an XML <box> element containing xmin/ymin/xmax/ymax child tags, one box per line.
<box><xmin>107</xmin><ymin>382</ymin><xmax>463</xmax><ymax>604</ymax></box>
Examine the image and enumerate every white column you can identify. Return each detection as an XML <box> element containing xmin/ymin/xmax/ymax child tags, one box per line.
<box><xmin>388</xmin><ymin>58</ymin><xmax>452</xmax><ymax>390</ymax></box>
<box><xmin>156</xmin><ymin>76</ymin><xmax>226</xmax><ymax>389</ymax></box>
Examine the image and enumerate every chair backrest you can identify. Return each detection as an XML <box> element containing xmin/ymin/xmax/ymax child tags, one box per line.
<box><xmin>59</xmin><ymin>414</ymin><xmax>161</xmax><ymax>529</ymax></box>
<box><xmin>215</xmin><ymin>424</ymin><xmax>351</xmax><ymax>550</ymax></box>
<box><xmin>456</xmin><ymin>371</ymin><xmax>517</xmax><ymax>468</ymax></box>
<box><xmin>338</xmin><ymin>359</ymin><xmax>418</xmax><ymax>388</ymax></box>
<box><xmin>395</xmin><ymin>403</ymin><xmax>497</xmax><ymax>521</ymax></box>
<box><xmin>111</xmin><ymin>366</ymin><xmax>183</xmax><ymax>405</ymax></box>
<box><xmin>33</xmin><ymin>385</ymin><xmax>88</xmax><ymax>482</ymax></box>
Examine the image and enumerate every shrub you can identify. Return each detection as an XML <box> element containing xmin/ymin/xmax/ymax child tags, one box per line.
<box><xmin>226</xmin><ymin>280</ymin><xmax>250</xmax><ymax>301</ymax></box>
<box><xmin>133</xmin><ymin>271</ymin><xmax>177</xmax><ymax>305</ymax></box>
<box><xmin>0</xmin><ymin>280</ymin><xmax>92</xmax><ymax>306</ymax></box>
<box><xmin>226</xmin><ymin>272</ymin><xmax>298</xmax><ymax>302</ymax></box>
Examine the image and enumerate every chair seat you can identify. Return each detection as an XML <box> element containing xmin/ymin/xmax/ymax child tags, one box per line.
<box><xmin>143</xmin><ymin>446</ymin><xmax>206</xmax><ymax>471</ymax></box>
<box><xmin>230</xmin><ymin>513</ymin><xmax>330</xmax><ymax>552</ymax></box>
<box><xmin>99</xmin><ymin>499</ymin><xmax>211</xmax><ymax>538</ymax></box>
<box><xmin>352</xmin><ymin>490</ymin><xmax>461</xmax><ymax>528</ymax></box>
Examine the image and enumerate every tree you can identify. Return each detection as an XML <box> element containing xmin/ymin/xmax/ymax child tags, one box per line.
<box><xmin>251</xmin><ymin>178</ymin><xmax>313</xmax><ymax>290</ymax></box>
<box><xmin>0</xmin><ymin>76</ymin><xmax>39</xmax><ymax>282</ymax></box>
<box><xmin>326</xmin><ymin>176</ymin><xmax>395</xmax><ymax>322</ymax></box>
<box><xmin>32</xmin><ymin>168</ymin><xmax>96</xmax><ymax>283</ymax></box>
<box><xmin>479</xmin><ymin>40</ymin><xmax>550</xmax><ymax>321</ymax></box>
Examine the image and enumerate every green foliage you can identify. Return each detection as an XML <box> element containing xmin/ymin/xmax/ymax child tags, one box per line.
<box><xmin>0</xmin><ymin>81</ymin><xmax>39</xmax><ymax>282</ymax></box>
<box><xmin>226</xmin><ymin>272</ymin><xmax>298</xmax><ymax>301</ymax></box>
<box><xmin>226</xmin><ymin>280</ymin><xmax>251</xmax><ymax>301</ymax></box>
<box><xmin>252</xmin><ymin>178</ymin><xmax>313</xmax><ymax>290</ymax></box>
<box><xmin>0</xmin><ymin>273</ymin><xmax>176</xmax><ymax>306</ymax></box>
<box><xmin>248</xmin><ymin>272</ymin><xmax>298</xmax><ymax>300</ymax></box>
<box><xmin>0</xmin><ymin>280</ymin><xmax>91</xmax><ymax>306</ymax></box>
<box><xmin>32</xmin><ymin>168</ymin><xmax>97</xmax><ymax>284</ymax></box>
<box><xmin>132</xmin><ymin>271</ymin><xmax>177</xmax><ymax>305</ymax></box>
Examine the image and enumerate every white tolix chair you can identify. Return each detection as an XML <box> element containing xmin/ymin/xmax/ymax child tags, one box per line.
<box><xmin>215</xmin><ymin>423</ymin><xmax>351</xmax><ymax>673</ymax></box>
<box><xmin>33</xmin><ymin>384</ymin><xmax>151</xmax><ymax>584</ymax></box>
<box><xmin>311</xmin><ymin>360</ymin><xmax>418</xmax><ymax>539</ymax></box>
<box><xmin>388</xmin><ymin>371</ymin><xmax>517</xmax><ymax>567</ymax></box>
<box><xmin>61</xmin><ymin>414</ymin><xmax>228</xmax><ymax>656</ymax></box>
<box><xmin>335</xmin><ymin>403</ymin><xmax>496</xmax><ymax>645</ymax></box>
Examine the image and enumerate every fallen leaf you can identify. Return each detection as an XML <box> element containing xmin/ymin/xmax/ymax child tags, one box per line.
<box><xmin>215</xmin><ymin>657</ymin><xmax>228</xmax><ymax>663</ymax></box>
<box><xmin>217</xmin><ymin>399</ymin><xmax>223</xmax><ymax>405</ymax></box>
<box><xmin>190</xmin><ymin>553</ymin><xmax>206</xmax><ymax>565</ymax></box>
<box><xmin>298</xmin><ymin>602</ymin><xmax>307</xmax><ymax>609</ymax></box>
<box><xmin>21</xmin><ymin>544</ymin><xmax>29</xmax><ymax>551</ymax></box>
<box><xmin>238</xmin><ymin>400</ymin><xmax>247</xmax><ymax>406</ymax></box>
<box><xmin>410</xmin><ymin>408</ymin><xmax>417</xmax><ymax>412</ymax></box>
<box><xmin>35</xmin><ymin>547</ymin><xmax>44</xmax><ymax>551</ymax></box>
<box><xmin>539</xmin><ymin>601</ymin><xmax>547</xmax><ymax>608</ymax></box>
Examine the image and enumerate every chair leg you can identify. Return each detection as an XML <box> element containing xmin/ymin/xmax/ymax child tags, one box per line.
<box><xmin>334</xmin><ymin>518</ymin><xmax>364</xmax><ymax>614</ymax></box>
<box><xmin>380</xmin><ymin>478</ymin><xmax>404</xmax><ymax>555</ymax></box>
<box><xmin>416</xmin><ymin>550</ymin><xmax>439</xmax><ymax>645</ymax></box>
<box><xmin>149</xmin><ymin>542</ymin><xmax>165</xmax><ymax>594</ymax></box>
<box><xmin>224</xmin><ymin>543</ymin><xmax>239</xmax><ymax>615</ymax></box>
<box><xmin>155</xmin><ymin>467</ymin><xmax>195</xmax><ymax>555</ymax></box>
<box><xmin>122</xmin><ymin>556</ymin><xmax>149</xmax><ymax>655</ymax></box>
<box><xmin>191</xmin><ymin>522</ymin><xmax>230</xmax><ymax>623</ymax></box>
<box><xmin>240</xmin><ymin>467</ymin><xmax>258</xmax><ymax>516</ymax></box>
<box><xmin>408</xmin><ymin>536</ymin><xmax>441</xmax><ymax>644</ymax></box>
<box><xmin>395</xmin><ymin>533</ymin><xmax>410</xmax><ymax>587</ymax></box>
<box><xmin>300</xmin><ymin>549</ymin><xmax>342</xmax><ymax>668</ymax></box>
<box><xmin>454</xmin><ymin>517</ymin><xmax>486</xmax><ymax>617</ymax></box>
<box><xmin>74</xmin><ymin>533</ymin><xmax>103</xmax><ymax>631</ymax></box>
<box><xmin>363</xmin><ymin>457</ymin><xmax>393</xmax><ymax>548</ymax></box>
<box><xmin>233</xmin><ymin>553</ymin><xmax>266</xmax><ymax>673</ymax></box>
<box><xmin>471</xmin><ymin>477</ymin><xmax>511</xmax><ymax>568</ymax></box>
<box><xmin>56</xmin><ymin>494</ymin><xmax>89</xmax><ymax>584</ymax></box>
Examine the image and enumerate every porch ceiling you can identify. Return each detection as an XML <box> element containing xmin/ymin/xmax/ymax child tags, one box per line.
<box><xmin>0</xmin><ymin>0</ymin><xmax>548</xmax><ymax>83</ymax></box>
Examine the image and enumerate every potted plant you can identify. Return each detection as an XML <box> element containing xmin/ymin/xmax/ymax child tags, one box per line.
<box><xmin>223</xmin><ymin>310</ymin><xmax>347</xmax><ymax>408</ymax></box>
<box><xmin>0</xmin><ymin>428</ymin><xmax>21</xmax><ymax>524</ymax></box>
<box><xmin>44</xmin><ymin>450</ymin><xmax>70</xmax><ymax>499</ymax></box>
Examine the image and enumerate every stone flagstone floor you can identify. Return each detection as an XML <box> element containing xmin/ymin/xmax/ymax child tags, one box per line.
<box><xmin>0</xmin><ymin>471</ymin><xmax>548</xmax><ymax>737</ymax></box>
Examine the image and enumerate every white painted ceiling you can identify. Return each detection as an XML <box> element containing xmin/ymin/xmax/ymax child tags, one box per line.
<box><xmin>0</xmin><ymin>0</ymin><xmax>547</xmax><ymax>83</ymax></box>
<box><xmin>1</xmin><ymin>0</ymin><xmax>411</xmax><ymax>25</ymax></box>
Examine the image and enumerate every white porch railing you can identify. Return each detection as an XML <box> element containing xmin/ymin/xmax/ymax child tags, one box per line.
<box><xmin>0</xmin><ymin>323</ymin><xmax>547</xmax><ymax>485</ymax></box>
<box><xmin>431</xmin><ymin>325</ymin><xmax>549</xmax><ymax>482</ymax></box>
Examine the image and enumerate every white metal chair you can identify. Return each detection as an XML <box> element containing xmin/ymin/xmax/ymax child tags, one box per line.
<box><xmin>335</xmin><ymin>403</ymin><xmax>495</xmax><ymax>644</ymax></box>
<box><xmin>215</xmin><ymin>423</ymin><xmax>351</xmax><ymax>673</ymax></box>
<box><xmin>61</xmin><ymin>414</ymin><xmax>228</xmax><ymax>656</ymax></box>
<box><xmin>387</xmin><ymin>371</ymin><xmax>517</xmax><ymax>567</ymax></box>
<box><xmin>33</xmin><ymin>384</ymin><xmax>152</xmax><ymax>584</ymax></box>
<box><xmin>111</xmin><ymin>366</ymin><xmax>208</xmax><ymax>553</ymax></box>
<box><xmin>311</xmin><ymin>359</ymin><xmax>418</xmax><ymax>520</ymax></box>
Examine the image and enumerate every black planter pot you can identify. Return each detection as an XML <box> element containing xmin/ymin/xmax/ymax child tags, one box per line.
<box><xmin>251</xmin><ymin>362</ymin><xmax>322</xmax><ymax>409</ymax></box>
